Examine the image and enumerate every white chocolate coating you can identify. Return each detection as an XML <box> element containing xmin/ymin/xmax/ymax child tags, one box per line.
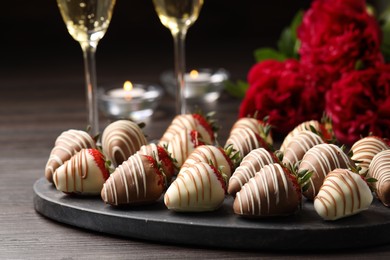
<box><xmin>181</xmin><ymin>145</ymin><xmax>232</xmax><ymax>178</ymax></box>
<box><xmin>164</xmin><ymin>162</ymin><xmax>225</xmax><ymax>212</ymax></box>
<box><xmin>369</xmin><ymin>149</ymin><xmax>390</xmax><ymax>206</ymax></box>
<box><xmin>280</xmin><ymin>120</ymin><xmax>321</xmax><ymax>152</ymax></box>
<box><xmin>159</xmin><ymin>114</ymin><xmax>213</xmax><ymax>147</ymax></box>
<box><xmin>314</xmin><ymin>168</ymin><xmax>373</xmax><ymax>220</ymax></box>
<box><xmin>351</xmin><ymin>136</ymin><xmax>389</xmax><ymax>173</ymax></box>
<box><xmin>228</xmin><ymin>148</ymin><xmax>277</xmax><ymax>195</ymax></box>
<box><xmin>45</xmin><ymin>129</ymin><xmax>96</xmax><ymax>183</ymax></box>
<box><xmin>167</xmin><ymin>129</ymin><xmax>200</xmax><ymax>168</ymax></box>
<box><xmin>101</xmin><ymin>120</ymin><xmax>147</xmax><ymax>167</ymax></box>
<box><xmin>230</xmin><ymin>117</ymin><xmax>273</xmax><ymax>145</ymax></box>
<box><xmin>53</xmin><ymin>149</ymin><xmax>106</xmax><ymax>195</ymax></box>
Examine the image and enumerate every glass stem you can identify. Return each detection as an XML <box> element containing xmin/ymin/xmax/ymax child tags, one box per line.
<box><xmin>172</xmin><ymin>29</ymin><xmax>187</xmax><ymax>115</ymax></box>
<box><xmin>81</xmin><ymin>42</ymin><xmax>99</xmax><ymax>136</ymax></box>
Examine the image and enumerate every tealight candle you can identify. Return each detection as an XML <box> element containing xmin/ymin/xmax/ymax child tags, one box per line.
<box><xmin>185</xmin><ymin>70</ymin><xmax>211</xmax><ymax>84</ymax></box>
<box><xmin>98</xmin><ymin>81</ymin><xmax>163</xmax><ymax>121</ymax></box>
<box><xmin>107</xmin><ymin>81</ymin><xmax>145</xmax><ymax>99</ymax></box>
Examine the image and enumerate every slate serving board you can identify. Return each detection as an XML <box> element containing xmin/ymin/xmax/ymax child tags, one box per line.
<box><xmin>33</xmin><ymin>177</ymin><xmax>390</xmax><ymax>250</ymax></box>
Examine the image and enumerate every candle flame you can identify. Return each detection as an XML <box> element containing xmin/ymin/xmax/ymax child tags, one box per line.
<box><xmin>189</xmin><ymin>70</ymin><xmax>199</xmax><ymax>79</ymax></box>
<box><xmin>123</xmin><ymin>80</ymin><xmax>133</xmax><ymax>100</ymax></box>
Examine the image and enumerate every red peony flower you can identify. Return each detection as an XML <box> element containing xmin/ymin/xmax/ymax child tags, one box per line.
<box><xmin>326</xmin><ymin>64</ymin><xmax>390</xmax><ymax>146</ymax></box>
<box><xmin>239</xmin><ymin>59</ymin><xmax>325</xmax><ymax>134</ymax></box>
<box><xmin>298</xmin><ymin>0</ymin><xmax>384</xmax><ymax>76</ymax></box>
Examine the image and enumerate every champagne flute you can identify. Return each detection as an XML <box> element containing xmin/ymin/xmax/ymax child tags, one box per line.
<box><xmin>57</xmin><ymin>0</ymin><xmax>116</xmax><ymax>135</ymax></box>
<box><xmin>153</xmin><ymin>0</ymin><xmax>204</xmax><ymax>114</ymax></box>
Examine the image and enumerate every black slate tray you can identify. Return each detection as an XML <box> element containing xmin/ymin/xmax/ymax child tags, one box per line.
<box><xmin>33</xmin><ymin>177</ymin><xmax>390</xmax><ymax>250</ymax></box>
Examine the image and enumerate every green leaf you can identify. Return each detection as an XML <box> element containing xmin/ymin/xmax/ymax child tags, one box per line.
<box><xmin>276</xmin><ymin>10</ymin><xmax>304</xmax><ymax>59</ymax></box>
<box><xmin>224</xmin><ymin>79</ymin><xmax>249</xmax><ymax>99</ymax></box>
<box><xmin>254</xmin><ymin>48</ymin><xmax>287</xmax><ymax>62</ymax></box>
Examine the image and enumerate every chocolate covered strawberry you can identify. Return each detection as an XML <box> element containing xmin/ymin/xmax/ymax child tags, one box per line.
<box><xmin>298</xmin><ymin>143</ymin><xmax>355</xmax><ymax>200</ymax></box>
<box><xmin>45</xmin><ymin>129</ymin><xmax>96</xmax><ymax>183</ymax></box>
<box><xmin>53</xmin><ymin>148</ymin><xmax>110</xmax><ymax>195</ymax></box>
<box><xmin>280</xmin><ymin>118</ymin><xmax>333</xmax><ymax>152</ymax></box>
<box><xmin>159</xmin><ymin>112</ymin><xmax>217</xmax><ymax>147</ymax></box>
<box><xmin>314</xmin><ymin>168</ymin><xmax>373</xmax><ymax>220</ymax></box>
<box><xmin>351</xmin><ymin>136</ymin><xmax>389</xmax><ymax>173</ymax></box>
<box><xmin>228</xmin><ymin>147</ymin><xmax>279</xmax><ymax>196</ymax></box>
<box><xmin>166</xmin><ymin>129</ymin><xmax>208</xmax><ymax>168</ymax></box>
<box><xmin>101</xmin><ymin>120</ymin><xmax>147</xmax><ymax>167</ymax></box>
<box><xmin>164</xmin><ymin>162</ymin><xmax>227</xmax><ymax>212</ymax></box>
<box><xmin>137</xmin><ymin>143</ymin><xmax>176</xmax><ymax>182</ymax></box>
<box><xmin>233</xmin><ymin>163</ymin><xmax>311</xmax><ymax>217</ymax></box>
<box><xmin>282</xmin><ymin>130</ymin><xmax>324</xmax><ymax>169</ymax></box>
<box><xmin>101</xmin><ymin>153</ymin><xmax>166</xmax><ymax>206</ymax></box>
<box><xmin>181</xmin><ymin>144</ymin><xmax>239</xmax><ymax>179</ymax></box>
<box><xmin>224</xmin><ymin>127</ymin><xmax>272</xmax><ymax>163</ymax></box>
<box><xmin>369</xmin><ymin>149</ymin><xmax>390</xmax><ymax>207</ymax></box>
<box><xmin>229</xmin><ymin>117</ymin><xmax>273</xmax><ymax>146</ymax></box>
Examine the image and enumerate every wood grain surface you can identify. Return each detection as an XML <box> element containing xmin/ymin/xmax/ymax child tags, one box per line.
<box><xmin>1</xmin><ymin>67</ymin><xmax>390</xmax><ymax>260</ymax></box>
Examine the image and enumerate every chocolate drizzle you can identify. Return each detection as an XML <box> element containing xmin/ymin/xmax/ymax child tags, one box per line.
<box><xmin>233</xmin><ymin>163</ymin><xmax>299</xmax><ymax>217</ymax></box>
<box><xmin>299</xmin><ymin>143</ymin><xmax>354</xmax><ymax>200</ymax></box>
<box><xmin>101</xmin><ymin>154</ymin><xmax>164</xmax><ymax>206</ymax></box>
<box><xmin>101</xmin><ymin>120</ymin><xmax>147</xmax><ymax>167</ymax></box>
<box><xmin>45</xmin><ymin>129</ymin><xmax>96</xmax><ymax>183</ymax></box>
<box><xmin>164</xmin><ymin>162</ymin><xmax>225</xmax><ymax>212</ymax></box>
<box><xmin>314</xmin><ymin>168</ymin><xmax>373</xmax><ymax>220</ymax></box>
<box><xmin>228</xmin><ymin>148</ymin><xmax>277</xmax><ymax>196</ymax></box>
<box><xmin>53</xmin><ymin>149</ymin><xmax>105</xmax><ymax>195</ymax></box>
<box><xmin>369</xmin><ymin>149</ymin><xmax>390</xmax><ymax>207</ymax></box>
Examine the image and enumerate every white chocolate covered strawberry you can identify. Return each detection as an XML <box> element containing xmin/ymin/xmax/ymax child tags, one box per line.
<box><xmin>45</xmin><ymin>129</ymin><xmax>96</xmax><ymax>183</ymax></box>
<box><xmin>101</xmin><ymin>120</ymin><xmax>147</xmax><ymax>167</ymax></box>
<box><xmin>351</xmin><ymin>136</ymin><xmax>389</xmax><ymax>173</ymax></box>
<box><xmin>166</xmin><ymin>129</ymin><xmax>207</xmax><ymax>168</ymax></box>
<box><xmin>228</xmin><ymin>147</ymin><xmax>279</xmax><ymax>196</ymax></box>
<box><xmin>53</xmin><ymin>148</ymin><xmax>109</xmax><ymax>195</ymax></box>
<box><xmin>159</xmin><ymin>112</ymin><xmax>217</xmax><ymax>147</ymax></box>
<box><xmin>101</xmin><ymin>153</ymin><xmax>166</xmax><ymax>206</ymax></box>
<box><xmin>181</xmin><ymin>144</ymin><xmax>238</xmax><ymax>179</ymax></box>
<box><xmin>164</xmin><ymin>162</ymin><xmax>226</xmax><ymax>212</ymax></box>
<box><xmin>314</xmin><ymin>168</ymin><xmax>373</xmax><ymax>220</ymax></box>
<box><xmin>229</xmin><ymin>117</ymin><xmax>273</xmax><ymax>146</ymax></box>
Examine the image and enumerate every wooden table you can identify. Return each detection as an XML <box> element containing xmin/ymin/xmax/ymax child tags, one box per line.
<box><xmin>1</xmin><ymin>63</ymin><xmax>390</xmax><ymax>259</ymax></box>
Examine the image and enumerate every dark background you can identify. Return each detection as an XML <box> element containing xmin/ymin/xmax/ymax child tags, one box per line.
<box><xmin>0</xmin><ymin>0</ymin><xmax>383</xmax><ymax>84</ymax></box>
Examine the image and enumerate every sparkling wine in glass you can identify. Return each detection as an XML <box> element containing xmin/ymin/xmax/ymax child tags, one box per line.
<box><xmin>153</xmin><ymin>0</ymin><xmax>204</xmax><ymax>114</ymax></box>
<box><xmin>57</xmin><ymin>0</ymin><xmax>116</xmax><ymax>135</ymax></box>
